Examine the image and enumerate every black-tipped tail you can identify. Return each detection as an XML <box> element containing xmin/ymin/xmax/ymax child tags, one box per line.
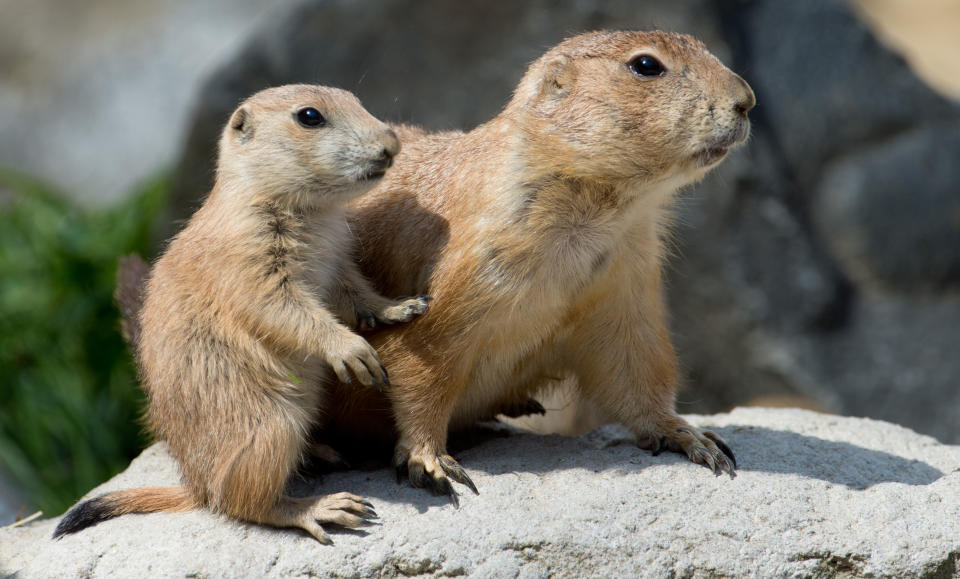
<box><xmin>52</xmin><ymin>486</ymin><xmax>195</xmax><ymax>538</ymax></box>
<box><xmin>53</xmin><ymin>495</ymin><xmax>115</xmax><ymax>538</ymax></box>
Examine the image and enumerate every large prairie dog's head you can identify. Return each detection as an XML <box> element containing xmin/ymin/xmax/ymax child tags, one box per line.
<box><xmin>216</xmin><ymin>84</ymin><xmax>399</xmax><ymax>207</ymax></box>
<box><xmin>508</xmin><ymin>30</ymin><xmax>755</xmax><ymax>187</ymax></box>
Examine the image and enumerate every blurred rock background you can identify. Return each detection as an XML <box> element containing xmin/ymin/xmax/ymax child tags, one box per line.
<box><xmin>1</xmin><ymin>0</ymin><xmax>958</xmax><ymax>524</ymax></box>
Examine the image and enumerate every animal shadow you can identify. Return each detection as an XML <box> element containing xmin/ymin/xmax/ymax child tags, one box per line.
<box><xmin>302</xmin><ymin>421</ymin><xmax>946</xmax><ymax>512</ymax></box>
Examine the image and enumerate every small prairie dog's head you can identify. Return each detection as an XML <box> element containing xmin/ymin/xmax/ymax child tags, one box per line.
<box><xmin>509</xmin><ymin>30</ymin><xmax>755</xmax><ymax>186</ymax></box>
<box><xmin>217</xmin><ymin>84</ymin><xmax>399</xmax><ymax>207</ymax></box>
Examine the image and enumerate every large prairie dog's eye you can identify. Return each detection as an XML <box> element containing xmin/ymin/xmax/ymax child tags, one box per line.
<box><xmin>296</xmin><ymin>107</ymin><xmax>325</xmax><ymax>128</ymax></box>
<box><xmin>628</xmin><ymin>55</ymin><xmax>666</xmax><ymax>77</ymax></box>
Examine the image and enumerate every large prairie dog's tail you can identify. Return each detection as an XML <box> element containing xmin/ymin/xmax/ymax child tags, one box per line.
<box><xmin>114</xmin><ymin>253</ymin><xmax>150</xmax><ymax>350</ymax></box>
<box><xmin>53</xmin><ymin>486</ymin><xmax>195</xmax><ymax>538</ymax></box>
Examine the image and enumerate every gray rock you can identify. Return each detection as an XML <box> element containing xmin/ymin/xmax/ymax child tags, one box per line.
<box><xmin>798</xmin><ymin>293</ymin><xmax>960</xmax><ymax>446</ymax></box>
<box><xmin>3</xmin><ymin>408</ymin><xmax>959</xmax><ymax>577</ymax></box>
<box><xmin>719</xmin><ymin>0</ymin><xmax>960</xmax><ymax>189</ymax></box>
<box><xmin>814</xmin><ymin>123</ymin><xmax>960</xmax><ymax>290</ymax></box>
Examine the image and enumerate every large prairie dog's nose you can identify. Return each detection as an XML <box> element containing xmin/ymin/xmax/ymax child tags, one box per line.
<box><xmin>732</xmin><ymin>74</ymin><xmax>756</xmax><ymax>115</ymax></box>
<box><xmin>380</xmin><ymin>127</ymin><xmax>401</xmax><ymax>161</ymax></box>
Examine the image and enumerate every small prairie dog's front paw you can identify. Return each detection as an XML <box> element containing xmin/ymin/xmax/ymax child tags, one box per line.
<box><xmin>375</xmin><ymin>295</ymin><xmax>432</xmax><ymax>326</ymax></box>
<box><xmin>322</xmin><ymin>332</ymin><xmax>390</xmax><ymax>390</ymax></box>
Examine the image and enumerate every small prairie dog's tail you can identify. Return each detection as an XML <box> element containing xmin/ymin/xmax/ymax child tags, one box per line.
<box><xmin>53</xmin><ymin>486</ymin><xmax>194</xmax><ymax>538</ymax></box>
<box><xmin>114</xmin><ymin>253</ymin><xmax>151</xmax><ymax>350</ymax></box>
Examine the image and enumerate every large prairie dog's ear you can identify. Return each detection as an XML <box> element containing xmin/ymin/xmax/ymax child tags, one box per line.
<box><xmin>540</xmin><ymin>55</ymin><xmax>576</xmax><ymax>99</ymax></box>
<box><xmin>228</xmin><ymin>105</ymin><xmax>254</xmax><ymax>143</ymax></box>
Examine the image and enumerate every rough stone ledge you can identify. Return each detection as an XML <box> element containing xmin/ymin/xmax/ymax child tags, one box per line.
<box><xmin>2</xmin><ymin>408</ymin><xmax>958</xmax><ymax>578</ymax></box>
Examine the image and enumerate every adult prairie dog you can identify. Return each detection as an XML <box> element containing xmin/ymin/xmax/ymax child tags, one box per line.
<box><xmin>54</xmin><ymin>84</ymin><xmax>430</xmax><ymax>542</ymax></box>
<box><xmin>331</xmin><ymin>30</ymin><xmax>754</xmax><ymax>501</ymax></box>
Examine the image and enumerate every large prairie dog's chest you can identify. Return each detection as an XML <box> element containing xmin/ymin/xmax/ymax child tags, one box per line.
<box><xmin>461</xmin><ymin>240</ymin><xmax>609</xmax><ymax>389</ymax></box>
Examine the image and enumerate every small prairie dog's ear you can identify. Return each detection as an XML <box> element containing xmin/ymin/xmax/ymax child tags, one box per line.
<box><xmin>540</xmin><ymin>55</ymin><xmax>576</xmax><ymax>98</ymax></box>
<box><xmin>228</xmin><ymin>106</ymin><xmax>253</xmax><ymax>142</ymax></box>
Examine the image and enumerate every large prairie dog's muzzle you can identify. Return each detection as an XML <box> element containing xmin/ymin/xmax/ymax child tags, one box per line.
<box><xmin>732</xmin><ymin>74</ymin><xmax>756</xmax><ymax>116</ymax></box>
<box><xmin>377</xmin><ymin>127</ymin><xmax>401</xmax><ymax>170</ymax></box>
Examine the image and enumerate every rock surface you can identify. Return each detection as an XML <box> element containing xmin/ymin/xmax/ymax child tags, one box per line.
<box><xmin>813</xmin><ymin>123</ymin><xmax>960</xmax><ymax>290</ymax></box>
<box><xmin>3</xmin><ymin>408</ymin><xmax>959</xmax><ymax>578</ymax></box>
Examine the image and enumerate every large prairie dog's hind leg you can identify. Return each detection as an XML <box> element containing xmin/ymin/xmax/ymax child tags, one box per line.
<box><xmin>202</xmin><ymin>395</ymin><xmax>378</xmax><ymax>543</ymax></box>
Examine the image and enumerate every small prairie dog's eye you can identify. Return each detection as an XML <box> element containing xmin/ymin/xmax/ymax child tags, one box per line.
<box><xmin>296</xmin><ymin>107</ymin><xmax>325</xmax><ymax>128</ymax></box>
<box><xmin>629</xmin><ymin>55</ymin><xmax>666</xmax><ymax>77</ymax></box>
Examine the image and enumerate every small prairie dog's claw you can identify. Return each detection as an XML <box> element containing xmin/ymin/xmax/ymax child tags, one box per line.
<box><xmin>291</xmin><ymin>492</ymin><xmax>378</xmax><ymax>544</ymax></box>
<box><xmin>325</xmin><ymin>333</ymin><xmax>389</xmax><ymax>390</ymax></box>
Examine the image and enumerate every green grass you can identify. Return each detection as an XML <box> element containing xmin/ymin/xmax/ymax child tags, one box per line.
<box><xmin>0</xmin><ymin>170</ymin><xmax>167</xmax><ymax>516</ymax></box>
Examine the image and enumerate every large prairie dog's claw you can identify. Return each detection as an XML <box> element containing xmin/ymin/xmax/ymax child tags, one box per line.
<box><xmin>393</xmin><ymin>445</ymin><xmax>477</xmax><ymax>507</ymax></box>
<box><xmin>639</xmin><ymin>423</ymin><xmax>737</xmax><ymax>479</ymax></box>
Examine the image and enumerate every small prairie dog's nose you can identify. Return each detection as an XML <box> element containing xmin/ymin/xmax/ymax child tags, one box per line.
<box><xmin>733</xmin><ymin>74</ymin><xmax>756</xmax><ymax>115</ymax></box>
<box><xmin>380</xmin><ymin>127</ymin><xmax>401</xmax><ymax>160</ymax></box>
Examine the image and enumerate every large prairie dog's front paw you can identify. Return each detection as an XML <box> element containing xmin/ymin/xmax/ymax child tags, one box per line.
<box><xmin>393</xmin><ymin>442</ymin><xmax>478</xmax><ymax>507</ymax></box>
<box><xmin>360</xmin><ymin>295</ymin><xmax>432</xmax><ymax>330</ymax></box>
<box><xmin>637</xmin><ymin>417</ymin><xmax>737</xmax><ymax>478</ymax></box>
<box><xmin>322</xmin><ymin>331</ymin><xmax>389</xmax><ymax>389</ymax></box>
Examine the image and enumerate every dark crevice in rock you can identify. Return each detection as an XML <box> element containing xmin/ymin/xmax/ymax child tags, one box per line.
<box><xmin>790</xmin><ymin>551</ymin><xmax>868</xmax><ymax>579</ymax></box>
<box><xmin>922</xmin><ymin>549</ymin><xmax>960</xmax><ymax>579</ymax></box>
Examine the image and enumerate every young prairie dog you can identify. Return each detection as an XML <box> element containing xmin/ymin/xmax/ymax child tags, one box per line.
<box><xmin>54</xmin><ymin>84</ymin><xmax>429</xmax><ymax>542</ymax></box>
<box><xmin>329</xmin><ymin>30</ymin><xmax>754</xmax><ymax>501</ymax></box>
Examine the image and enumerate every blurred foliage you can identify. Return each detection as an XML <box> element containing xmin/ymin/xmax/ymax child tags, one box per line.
<box><xmin>0</xmin><ymin>170</ymin><xmax>167</xmax><ymax>516</ymax></box>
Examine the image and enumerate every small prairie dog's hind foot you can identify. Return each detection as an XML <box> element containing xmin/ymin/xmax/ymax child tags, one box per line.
<box><xmin>267</xmin><ymin>492</ymin><xmax>379</xmax><ymax>544</ymax></box>
<box><xmin>637</xmin><ymin>418</ymin><xmax>737</xmax><ymax>478</ymax></box>
<box><xmin>393</xmin><ymin>444</ymin><xmax>477</xmax><ymax>507</ymax></box>
<box><xmin>359</xmin><ymin>295</ymin><xmax>433</xmax><ymax>330</ymax></box>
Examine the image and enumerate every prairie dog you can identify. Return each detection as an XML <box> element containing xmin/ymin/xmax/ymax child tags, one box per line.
<box><xmin>331</xmin><ymin>30</ymin><xmax>755</xmax><ymax>501</ymax></box>
<box><xmin>54</xmin><ymin>84</ymin><xmax>429</xmax><ymax>542</ymax></box>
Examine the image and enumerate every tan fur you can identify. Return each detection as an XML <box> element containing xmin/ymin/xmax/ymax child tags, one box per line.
<box><xmin>328</xmin><ymin>31</ymin><xmax>755</xmax><ymax>498</ymax></box>
<box><xmin>61</xmin><ymin>85</ymin><xmax>431</xmax><ymax>542</ymax></box>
